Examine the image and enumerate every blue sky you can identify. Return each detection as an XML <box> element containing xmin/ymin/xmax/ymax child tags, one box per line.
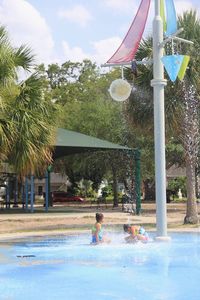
<box><xmin>0</xmin><ymin>0</ymin><xmax>199</xmax><ymax>65</ymax></box>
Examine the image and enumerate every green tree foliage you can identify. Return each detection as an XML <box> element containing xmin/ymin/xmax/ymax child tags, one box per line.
<box><xmin>42</xmin><ymin>60</ymin><xmax>135</xmax><ymax>205</ymax></box>
<box><xmin>168</xmin><ymin>177</ymin><xmax>187</xmax><ymax>197</ymax></box>
<box><xmin>0</xmin><ymin>25</ymin><xmax>58</xmax><ymax>176</ymax></box>
<box><xmin>125</xmin><ymin>10</ymin><xmax>200</xmax><ymax>223</ymax></box>
<box><xmin>6</xmin><ymin>74</ymin><xmax>57</xmax><ymax>175</ymax></box>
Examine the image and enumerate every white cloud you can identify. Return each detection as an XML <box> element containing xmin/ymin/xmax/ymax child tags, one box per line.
<box><xmin>103</xmin><ymin>0</ymin><xmax>139</xmax><ymax>13</ymax></box>
<box><xmin>62</xmin><ymin>36</ymin><xmax>122</xmax><ymax>65</ymax></box>
<box><xmin>176</xmin><ymin>0</ymin><xmax>199</xmax><ymax>16</ymax></box>
<box><xmin>62</xmin><ymin>41</ymin><xmax>91</xmax><ymax>62</ymax></box>
<box><xmin>0</xmin><ymin>0</ymin><xmax>55</xmax><ymax>64</ymax></box>
<box><xmin>58</xmin><ymin>4</ymin><xmax>93</xmax><ymax>27</ymax></box>
<box><xmin>91</xmin><ymin>37</ymin><xmax>122</xmax><ymax>64</ymax></box>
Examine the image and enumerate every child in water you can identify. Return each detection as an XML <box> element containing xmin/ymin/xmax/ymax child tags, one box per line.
<box><xmin>91</xmin><ymin>213</ymin><xmax>110</xmax><ymax>244</ymax></box>
<box><xmin>123</xmin><ymin>224</ymin><xmax>149</xmax><ymax>243</ymax></box>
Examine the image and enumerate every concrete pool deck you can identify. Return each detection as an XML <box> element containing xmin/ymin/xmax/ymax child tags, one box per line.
<box><xmin>0</xmin><ymin>202</ymin><xmax>199</xmax><ymax>241</ymax></box>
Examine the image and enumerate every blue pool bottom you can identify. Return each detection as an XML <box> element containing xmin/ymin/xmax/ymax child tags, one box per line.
<box><xmin>0</xmin><ymin>232</ymin><xmax>200</xmax><ymax>300</ymax></box>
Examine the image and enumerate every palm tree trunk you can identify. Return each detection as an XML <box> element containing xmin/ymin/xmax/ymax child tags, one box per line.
<box><xmin>184</xmin><ymin>157</ymin><xmax>199</xmax><ymax>224</ymax></box>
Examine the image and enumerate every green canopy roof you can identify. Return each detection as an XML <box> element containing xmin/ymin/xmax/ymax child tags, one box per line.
<box><xmin>53</xmin><ymin>128</ymin><xmax>132</xmax><ymax>159</ymax></box>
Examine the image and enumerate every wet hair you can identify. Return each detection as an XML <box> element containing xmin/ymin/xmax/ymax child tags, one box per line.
<box><xmin>123</xmin><ymin>224</ymin><xmax>131</xmax><ymax>232</ymax></box>
<box><xmin>96</xmin><ymin>213</ymin><xmax>104</xmax><ymax>223</ymax></box>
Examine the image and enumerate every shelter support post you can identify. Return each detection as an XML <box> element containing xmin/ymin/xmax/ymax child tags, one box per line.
<box><xmin>134</xmin><ymin>149</ymin><xmax>141</xmax><ymax>215</ymax></box>
<box><xmin>13</xmin><ymin>177</ymin><xmax>18</xmax><ymax>207</ymax></box>
<box><xmin>47</xmin><ymin>165</ymin><xmax>52</xmax><ymax>207</ymax></box>
<box><xmin>25</xmin><ymin>177</ymin><xmax>29</xmax><ymax>211</ymax></box>
<box><xmin>6</xmin><ymin>178</ymin><xmax>10</xmax><ymax>209</ymax></box>
<box><xmin>21</xmin><ymin>183</ymin><xmax>25</xmax><ymax>209</ymax></box>
<box><xmin>45</xmin><ymin>170</ymin><xmax>49</xmax><ymax>212</ymax></box>
<box><xmin>30</xmin><ymin>175</ymin><xmax>34</xmax><ymax>213</ymax></box>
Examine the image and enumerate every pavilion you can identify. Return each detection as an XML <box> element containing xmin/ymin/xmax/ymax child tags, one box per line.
<box><xmin>2</xmin><ymin>128</ymin><xmax>141</xmax><ymax>214</ymax></box>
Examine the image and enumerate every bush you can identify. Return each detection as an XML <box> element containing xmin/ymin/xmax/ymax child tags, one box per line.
<box><xmin>167</xmin><ymin>177</ymin><xmax>187</xmax><ymax>197</ymax></box>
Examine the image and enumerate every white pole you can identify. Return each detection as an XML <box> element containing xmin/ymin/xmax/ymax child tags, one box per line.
<box><xmin>151</xmin><ymin>0</ymin><xmax>169</xmax><ymax>239</ymax></box>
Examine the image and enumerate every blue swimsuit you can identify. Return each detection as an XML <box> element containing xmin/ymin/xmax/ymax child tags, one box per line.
<box><xmin>92</xmin><ymin>223</ymin><xmax>103</xmax><ymax>243</ymax></box>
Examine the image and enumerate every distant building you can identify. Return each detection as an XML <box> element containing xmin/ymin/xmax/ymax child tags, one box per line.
<box><xmin>166</xmin><ymin>165</ymin><xmax>186</xmax><ymax>180</ymax></box>
<box><xmin>34</xmin><ymin>173</ymin><xmax>69</xmax><ymax>196</ymax></box>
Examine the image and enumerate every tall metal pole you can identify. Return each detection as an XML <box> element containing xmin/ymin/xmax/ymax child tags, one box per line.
<box><xmin>151</xmin><ymin>0</ymin><xmax>169</xmax><ymax>239</ymax></box>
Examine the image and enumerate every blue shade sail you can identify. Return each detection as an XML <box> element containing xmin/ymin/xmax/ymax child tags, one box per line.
<box><xmin>165</xmin><ymin>0</ymin><xmax>177</xmax><ymax>36</ymax></box>
<box><xmin>161</xmin><ymin>55</ymin><xmax>184</xmax><ymax>82</ymax></box>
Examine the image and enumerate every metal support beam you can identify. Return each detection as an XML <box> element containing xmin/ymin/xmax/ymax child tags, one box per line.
<box><xmin>101</xmin><ymin>59</ymin><xmax>152</xmax><ymax>68</ymax></box>
<box><xmin>159</xmin><ymin>28</ymin><xmax>183</xmax><ymax>47</ymax></box>
<box><xmin>30</xmin><ymin>175</ymin><xmax>34</xmax><ymax>213</ymax></box>
<box><xmin>21</xmin><ymin>184</ymin><xmax>25</xmax><ymax>209</ymax></box>
<box><xmin>6</xmin><ymin>179</ymin><xmax>10</xmax><ymax>209</ymax></box>
<box><xmin>13</xmin><ymin>177</ymin><xmax>18</xmax><ymax>208</ymax></box>
<box><xmin>135</xmin><ymin>149</ymin><xmax>141</xmax><ymax>215</ymax></box>
<box><xmin>170</xmin><ymin>36</ymin><xmax>194</xmax><ymax>45</ymax></box>
<box><xmin>25</xmin><ymin>177</ymin><xmax>29</xmax><ymax>211</ymax></box>
<box><xmin>45</xmin><ymin>170</ymin><xmax>49</xmax><ymax>212</ymax></box>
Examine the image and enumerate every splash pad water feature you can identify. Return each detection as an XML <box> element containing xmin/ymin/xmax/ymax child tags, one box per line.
<box><xmin>1</xmin><ymin>232</ymin><xmax>200</xmax><ymax>300</ymax></box>
<box><xmin>0</xmin><ymin>1</ymin><xmax>197</xmax><ymax>298</ymax></box>
<box><xmin>102</xmin><ymin>0</ymin><xmax>194</xmax><ymax>239</ymax></box>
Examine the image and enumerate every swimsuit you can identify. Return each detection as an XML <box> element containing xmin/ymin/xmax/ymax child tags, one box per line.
<box><xmin>92</xmin><ymin>223</ymin><xmax>103</xmax><ymax>243</ymax></box>
<box><xmin>139</xmin><ymin>227</ymin><xmax>149</xmax><ymax>240</ymax></box>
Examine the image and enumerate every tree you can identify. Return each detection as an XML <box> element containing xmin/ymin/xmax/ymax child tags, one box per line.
<box><xmin>0</xmin><ymin>26</ymin><xmax>35</xmax><ymax>160</ymax></box>
<box><xmin>125</xmin><ymin>10</ymin><xmax>200</xmax><ymax>223</ymax></box>
<box><xmin>42</xmin><ymin>60</ymin><xmax>134</xmax><ymax>206</ymax></box>
<box><xmin>0</xmin><ymin>25</ymin><xmax>58</xmax><ymax>176</ymax></box>
<box><xmin>6</xmin><ymin>73</ymin><xmax>57</xmax><ymax>176</ymax></box>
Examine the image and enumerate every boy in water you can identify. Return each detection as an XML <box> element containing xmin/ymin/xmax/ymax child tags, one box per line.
<box><xmin>123</xmin><ymin>224</ymin><xmax>149</xmax><ymax>243</ymax></box>
<box><xmin>91</xmin><ymin>213</ymin><xmax>110</xmax><ymax>244</ymax></box>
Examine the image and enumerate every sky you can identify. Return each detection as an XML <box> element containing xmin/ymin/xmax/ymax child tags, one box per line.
<box><xmin>0</xmin><ymin>0</ymin><xmax>199</xmax><ymax>66</ymax></box>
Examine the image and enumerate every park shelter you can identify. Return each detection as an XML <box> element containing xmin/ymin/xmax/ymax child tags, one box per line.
<box><xmin>48</xmin><ymin>128</ymin><xmax>141</xmax><ymax>214</ymax></box>
<box><xmin>54</xmin><ymin>128</ymin><xmax>137</xmax><ymax>158</ymax></box>
<box><xmin>3</xmin><ymin>128</ymin><xmax>141</xmax><ymax>214</ymax></box>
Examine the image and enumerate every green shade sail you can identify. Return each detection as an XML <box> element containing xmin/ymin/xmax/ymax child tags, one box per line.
<box><xmin>53</xmin><ymin>128</ymin><xmax>132</xmax><ymax>159</ymax></box>
<box><xmin>52</xmin><ymin>128</ymin><xmax>141</xmax><ymax>214</ymax></box>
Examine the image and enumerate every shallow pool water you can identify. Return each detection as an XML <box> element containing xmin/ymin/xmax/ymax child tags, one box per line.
<box><xmin>0</xmin><ymin>232</ymin><xmax>200</xmax><ymax>300</ymax></box>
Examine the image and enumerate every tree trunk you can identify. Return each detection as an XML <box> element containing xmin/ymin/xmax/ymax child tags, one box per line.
<box><xmin>112</xmin><ymin>166</ymin><xmax>118</xmax><ymax>207</ymax></box>
<box><xmin>184</xmin><ymin>158</ymin><xmax>199</xmax><ymax>224</ymax></box>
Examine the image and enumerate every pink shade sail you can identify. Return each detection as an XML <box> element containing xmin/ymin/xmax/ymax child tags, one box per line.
<box><xmin>107</xmin><ymin>0</ymin><xmax>151</xmax><ymax>64</ymax></box>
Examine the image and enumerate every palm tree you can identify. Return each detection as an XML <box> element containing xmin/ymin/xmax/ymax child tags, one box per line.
<box><xmin>177</xmin><ymin>11</ymin><xmax>200</xmax><ymax>224</ymax></box>
<box><xmin>0</xmin><ymin>25</ymin><xmax>57</xmax><ymax>176</ymax></box>
<box><xmin>125</xmin><ymin>10</ymin><xmax>200</xmax><ymax>224</ymax></box>
<box><xmin>6</xmin><ymin>73</ymin><xmax>56</xmax><ymax>176</ymax></box>
<box><xmin>0</xmin><ymin>25</ymin><xmax>35</xmax><ymax>160</ymax></box>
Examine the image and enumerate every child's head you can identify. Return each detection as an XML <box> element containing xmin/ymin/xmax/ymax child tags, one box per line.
<box><xmin>96</xmin><ymin>213</ymin><xmax>104</xmax><ymax>223</ymax></box>
<box><xmin>123</xmin><ymin>224</ymin><xmax>131</xmax><ymax>232</ymax></box>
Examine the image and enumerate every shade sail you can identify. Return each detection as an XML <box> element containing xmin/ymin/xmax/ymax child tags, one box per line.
<box><xmin>53</xmin><ymin>128</ymin><xmax>132</xmax><ymax>159</ymax></box>
<box><xmin>106</xmin><ymin>0</ymin><xmax>151</xmax><ymax>64</ymax></box>
<box><xmin>178</xmin><ymin>55</ymin><xmax>190</xmax><ymax>81</ymax></box>
<box><xmin>161</xmin><ymin>55</ymin><xmax>184</xmax><ymax>82</ymax></box>
<box><xmin>165</xmin><ymin>0</ymin><xmax>177</xmax><ymax>36</ymax></box>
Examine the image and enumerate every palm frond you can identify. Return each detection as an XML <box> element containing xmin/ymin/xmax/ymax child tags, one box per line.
<box><xmin>14</xmin><ymin>45</ymin><xmax>35</xmax><ymax>72</ymax></box>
